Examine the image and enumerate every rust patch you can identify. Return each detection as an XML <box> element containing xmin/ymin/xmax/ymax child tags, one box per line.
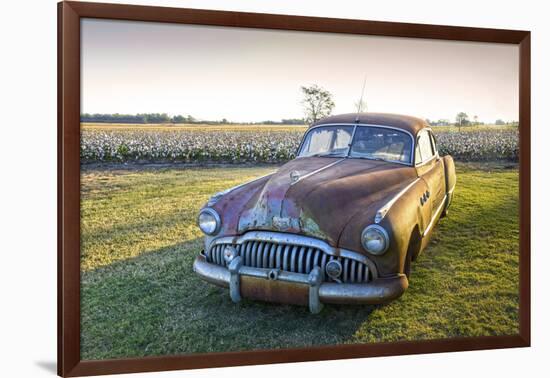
<box><xmin>240</xmin><ymin>276</ymin><xmax>308</xmax><ymax>306</ymax></box>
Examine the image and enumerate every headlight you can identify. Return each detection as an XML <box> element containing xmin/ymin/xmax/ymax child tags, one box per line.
<box><xmin>361</xmin><ymin>224</ymin><xmax>389</xmax><ymax>255</ymax></box>
<box><xmin>197</xmin><ymin>208</ymin><xmax>221</xmax><ymax>235</ymax></box>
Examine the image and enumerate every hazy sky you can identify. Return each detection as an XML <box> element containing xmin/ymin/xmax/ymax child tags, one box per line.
<box><xmin>81</xmin><ymin>18</ymin><xmax>519</xmax><ymax>123</ymax></box>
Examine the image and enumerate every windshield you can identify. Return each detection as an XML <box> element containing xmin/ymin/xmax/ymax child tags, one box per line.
<box><xmin>298</xmin><ymin>125</ymin><xmax>413</xmax><ymax>164</ymax></box>
<box><xmin>298</xmin><ymin>126</ymin><xmax>354</xmax><ymax>157</ymax></box>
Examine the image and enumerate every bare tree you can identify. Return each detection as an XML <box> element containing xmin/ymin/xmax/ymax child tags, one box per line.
<box><xmin>300</xmin><ymin>85</ymin><xmax>335</xmax><ymax>124</ymax></box>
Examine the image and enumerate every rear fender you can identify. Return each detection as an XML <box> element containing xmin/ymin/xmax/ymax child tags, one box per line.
<box><xmin>442</xmin><ymin>155</ymin><xmax>456</xmax><ymax>214</ymax></box>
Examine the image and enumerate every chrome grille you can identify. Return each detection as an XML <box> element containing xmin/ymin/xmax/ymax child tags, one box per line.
<box><xmin>207</xmin><ymin>240</ymin><xmax>371</xmax><ymax>283</ymax></box>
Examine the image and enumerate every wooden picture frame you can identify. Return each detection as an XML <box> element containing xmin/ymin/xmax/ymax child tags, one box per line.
<box><xmin>58</xmin><ymin>1</ymin><xmax>531</xmax><ymax>376</ymax></box>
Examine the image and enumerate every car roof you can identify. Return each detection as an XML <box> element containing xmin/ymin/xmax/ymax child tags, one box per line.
<box><xmin>310</xmin><ymin>112</ymin><xmax>429</xmax><ymax>136</ymax></box>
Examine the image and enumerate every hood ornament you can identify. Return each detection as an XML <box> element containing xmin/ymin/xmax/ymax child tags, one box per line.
<box><xmin>290</xmin><ymin>170</ymin><xmax>300</xmax><ymax>184</ymax></box>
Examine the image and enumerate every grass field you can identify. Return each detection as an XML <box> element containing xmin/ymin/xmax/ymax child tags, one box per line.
<box><xmin>80</xmin><ymin>162</ymin><xmax>519</xmax><ymax>360</ymax></box>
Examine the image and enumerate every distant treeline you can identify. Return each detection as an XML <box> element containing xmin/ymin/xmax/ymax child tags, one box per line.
<box><xmin>425</xmin><ymin>116</ymin><xmax>518</xmax><ymax>127</ymax></box>
<box><xmin>80</xmin><ymin>113</ymin><xmax>306</xmax><ymax>125</ymax></box>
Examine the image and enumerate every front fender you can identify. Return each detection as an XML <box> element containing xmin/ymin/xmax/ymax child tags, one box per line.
<box><xmin>338</xmin><ymin>178</ymin><xmax>428</xmax><ymax>277</ymax></box>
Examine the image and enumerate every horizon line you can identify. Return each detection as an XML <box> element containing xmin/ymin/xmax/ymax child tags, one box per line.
<box><xmin>80</xmin><ymin>112</ymin><xmax>518</xmax><ymax>124</ymax></box>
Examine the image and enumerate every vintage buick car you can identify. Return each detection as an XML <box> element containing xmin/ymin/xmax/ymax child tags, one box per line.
<box><xmin>193</xmin><ymin>113</ymin><xmax>456</xmax><ymax>313</ymax></box>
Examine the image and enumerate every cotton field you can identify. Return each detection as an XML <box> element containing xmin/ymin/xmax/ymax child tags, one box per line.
<box><xmin>80</xmin><ymin>126</ymin><xmax>518</xmax><ymax>164</ymax></box>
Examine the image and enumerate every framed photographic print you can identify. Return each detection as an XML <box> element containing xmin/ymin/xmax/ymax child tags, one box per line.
<box><xmin>58</xmin><ymin>1</ymin><xmax>530</xmax><ymax>376</ymax></box>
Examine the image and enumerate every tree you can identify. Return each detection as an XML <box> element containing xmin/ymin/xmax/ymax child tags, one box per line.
<box><xmin>355</xmin><ymin>99</ymin><xmax>368</xmax><ymax>113</ymax></box>
<box><xmin>473</xmin><ymin>115</ymin><xmax>479</xmax><ymax>126</ymax></box>
<box><xmin>455</xmin><ymin>112</ymin><xmax>469</xmax><ymax>132</ymax></box>
<box><xmin>300</xmin><ymin>84</ymin><xmax>335</xmax><ymax>124</ymax></box>
<box><xmin>281</xmin><ymin>118</ymin><xmax>306</xmax><ymax>125</ymax></box>
<box><xmin>495</xmin><ymin>119</ymin><xmax>505</xmax><ymax>125</ymax></box>
<box><xmin>172</xmin><ymin>115</ymin><xmax>186</xmax><ymax>123</ymax></box>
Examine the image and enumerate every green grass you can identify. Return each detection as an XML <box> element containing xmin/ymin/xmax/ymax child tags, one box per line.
<box><xmin>80</xmin><ymin>162</ymin><xmax>519</xmax><ymax>360</ymax></box>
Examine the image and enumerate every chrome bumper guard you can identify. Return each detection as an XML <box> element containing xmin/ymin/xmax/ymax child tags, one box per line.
<box><xmin>193</xmin><ymin>253</ymin><xmax>408</xmax><ymax>313</ymax></box>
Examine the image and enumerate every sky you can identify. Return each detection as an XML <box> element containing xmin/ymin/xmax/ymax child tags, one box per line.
<box><xmin>81</xmin><ymin>18</ymin><xmax>519</xmax><ymax>123</ymax></box>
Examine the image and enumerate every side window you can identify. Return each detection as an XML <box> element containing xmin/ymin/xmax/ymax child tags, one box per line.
<box><xmin>429</xmin><ymin>132</ymin><xmax>438</xmax><ymax>156</ymax></box>
<box><xmin>415</xmin><ymin>144</ymin><xmax>421</xmax><ymax>164</ymax></box>
<box><xmin>416</xmin><ymin>131</ymin><xmax>434</xmax><ymax>164</ymax></box>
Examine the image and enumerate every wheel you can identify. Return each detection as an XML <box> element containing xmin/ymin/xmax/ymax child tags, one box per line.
<box><xmin>404</xmin><ymin>228</ymin><xmax>421</xmax><ymax>278</ymax></box>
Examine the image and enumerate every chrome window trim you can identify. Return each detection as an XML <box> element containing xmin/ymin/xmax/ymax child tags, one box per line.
<box><xmin>415</xmin><ymin>155</ymin><xmax>440</xmax><ymax>174</ymax></box>
<box><xmin>414</xmin><ymin>128</ymin><xmax>439</xmax><ymax>167</ymax></box>
<box><xmin>415</xmin><ymin>153</ymin><xmax>438</xmax><ymax>167</ymax></box>
<box><xmin>208</xmin><ymin>231</ymin><xmax>378</xmax><ymax>278</ymax></box>
<box><xmin>297</xmin><ymin>123</ymin><xmax>415</xmax><ymax>166</ymax></box>
<box><xmin>347</xmin><ymin>124</ymin><xmax>359</xmax><ymax>157</ymax></box>
<box><xmin>374</xmin><ymin>178</ymin><xmax>420</xmax><ymax>223</ymax></box>
<box><xmin>429</xmin><ymin>130</ymin><xmax>440</xmax><ymax>155</ymax></box>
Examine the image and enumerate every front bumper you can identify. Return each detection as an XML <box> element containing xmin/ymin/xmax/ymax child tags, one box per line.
<box><xmin>193</xmin><ymin>253</ymin><xmax>408</xmax><ymax>313</ymax></box>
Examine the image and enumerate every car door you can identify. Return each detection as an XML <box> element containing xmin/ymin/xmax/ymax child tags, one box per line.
<box><xmin>415</xmin><ymin>129</ymin><xmax>445</xmax><ymax>233</ymax></box>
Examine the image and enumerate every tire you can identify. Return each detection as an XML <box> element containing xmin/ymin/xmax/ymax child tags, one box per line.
<box><xmin>404</xmin><ymin>228</ymin><xmax>421</xmax><ymax>278</ymax></box>
<box><xmin>404</xmin><ymin>247</ymin><xmax>412</xmax><ymax>279</ymax></box>
<box><xmin>441</xmin><ymin>191</ymin><xmax>453</xmax><ymax>218</ymax></box>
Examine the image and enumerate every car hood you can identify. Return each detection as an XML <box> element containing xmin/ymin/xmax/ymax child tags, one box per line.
<box><xmin>230</xmin><ymin>156</ymin><xmax>418</xmax><ymax>246</ymax></box>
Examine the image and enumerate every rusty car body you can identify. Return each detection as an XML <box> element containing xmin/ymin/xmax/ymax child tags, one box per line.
<box><xmin>193</xmin><ymin>113</ymin><xmax>456</xmax><ymax>313</ymax></box>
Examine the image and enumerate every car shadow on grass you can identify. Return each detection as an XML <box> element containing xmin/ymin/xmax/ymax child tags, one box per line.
<box><xmin>80</xmin><ymin>237</ymin><xmax>377</xmax><ymax>360</ymax></box>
